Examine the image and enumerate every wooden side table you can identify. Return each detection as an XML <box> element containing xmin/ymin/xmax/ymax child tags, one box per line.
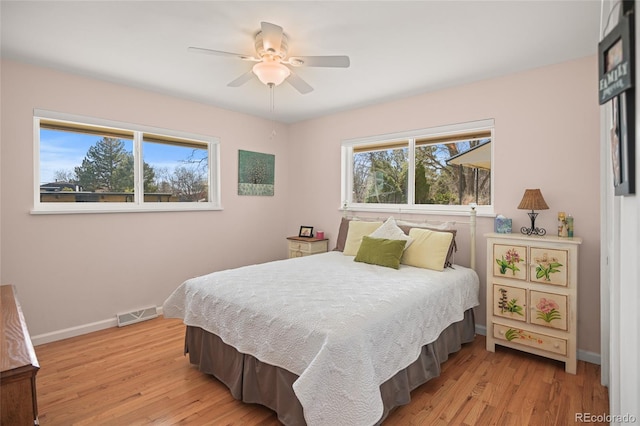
<box><xmin>287</xmin><ymin>236</ymin><xmax>329</xmax><ymax>258</ymax></box>
<box><xmin>1</xmin><ymin>285</ymin><xmax>40</xmax><ymax>425</ymax></box>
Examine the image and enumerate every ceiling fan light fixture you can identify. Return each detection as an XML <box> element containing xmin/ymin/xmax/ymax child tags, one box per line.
<box><xmin>189</xmin><ymin>22</ymin><xmax>349</xmax><ymax>94</ymax></box>
<box><xmin>252</xmin><ymin>61</ymin><xmax>290</xmax><ymax>87</ymax></box>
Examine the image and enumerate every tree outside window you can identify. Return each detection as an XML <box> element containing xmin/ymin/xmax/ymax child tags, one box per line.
<box><xmin>344</xmin><ymin>121</ymin><xmax>493</xmax><ymax>212</ymax></box>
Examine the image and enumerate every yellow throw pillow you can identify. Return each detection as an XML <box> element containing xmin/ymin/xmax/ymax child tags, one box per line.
<box><xmin>343</xmin><ymin>221</ymin><xmax>383</xmax><ymax>256</ymax></box>
<box><xmin>401</xmin><ymin>228</ymin><xmax>454</xmax><ymax>271</ymax></box>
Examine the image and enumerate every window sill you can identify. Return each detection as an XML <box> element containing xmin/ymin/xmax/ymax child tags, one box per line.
<box><xmin>31</xmin><ymin>203</ymin><xmax>223</xmax><ymax>215</ymax></box>
<box><xmin>340</xmin><ymin>204</ymin><xmax>495</xmax><ymax>217</ymax></box>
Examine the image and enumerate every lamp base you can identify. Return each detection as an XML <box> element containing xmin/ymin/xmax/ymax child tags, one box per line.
<box><xmin>520</xmin><ymin>226</ymin><xmax>547</xmax><ymax>236</ymax></box>
<box><xmin>520</xmin><ymin>211</ymin><xmax>547</xmax><ymax>236</ymax></box>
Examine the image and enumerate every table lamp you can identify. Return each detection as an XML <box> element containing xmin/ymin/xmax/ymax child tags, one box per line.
<box><xmin>517</xmin><ymin>189</ymin><xmax>549</xmax><ymax>236</ymax></box>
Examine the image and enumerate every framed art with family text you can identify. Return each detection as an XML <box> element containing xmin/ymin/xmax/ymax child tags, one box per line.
<box><xmin>599</xmin><ymin>4</ymin><xmax>636</xmax><ymax>195</ymax></box>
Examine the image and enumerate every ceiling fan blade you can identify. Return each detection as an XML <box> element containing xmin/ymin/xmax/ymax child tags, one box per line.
<box><xmin>188</xmin><ymin>46</ymin><xmax>258</xmax><ymax>61</ymax></box>
<box><xmin>227</xmin><ymin>70</ymin><xmax>255</xmax><ymax>87</ymax></box>
<box><xmin>287</xmin><ymin>55</ymin><xmax>350</xmax><ymax>68</ymax></box>
<box><xmin>260</xmin><ymin>21</ymin><xmax>283</xmax><ymax>54</ymax></box>
<box><xmin>285</xmin><ymin>70</ymin><xmax>313</xmax><ymax>94</ymax></box>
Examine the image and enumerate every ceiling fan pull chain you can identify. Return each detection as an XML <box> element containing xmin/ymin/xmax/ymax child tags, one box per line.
<box><xmin>268</xmin><ymin>84</ymin><xmax>277</xmax><ymax>139</ymax></box>
<box><xmin>269</xmin><ymin>83</ymin><xmax>275</xmax><ymax>113</ymax></box>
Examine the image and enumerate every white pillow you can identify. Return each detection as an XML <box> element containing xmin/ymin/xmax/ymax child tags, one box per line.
<box><xmin>396</xmin><ymin>219</ymin><xmax>453</xmax><ymax>230</ymax></box>
<box><xmin>401</xmin><ymin>228</ymin><xmax>454</xmax><ymax>271</ymax></box>
<box><xmin>343</xmin><ymin>221</ymin><xmax>383</xmax><ymax>256</ymax></box>
<box><xmin>369</xmin><ymin>217</ymin><xmax>413</xmax><ymax>249</ymax></box>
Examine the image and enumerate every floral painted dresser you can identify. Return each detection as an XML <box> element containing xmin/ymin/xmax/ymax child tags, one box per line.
<box><xmin>485</xmin><ymin>233</ymin><xmax>582</xmax><ymax>374</ymax></box>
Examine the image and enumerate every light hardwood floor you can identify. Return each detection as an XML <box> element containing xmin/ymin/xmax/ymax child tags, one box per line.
<box><xmin>34</xmin><ymin>317</ymin><xmax>608</xmax><ymax>425</ymax></box>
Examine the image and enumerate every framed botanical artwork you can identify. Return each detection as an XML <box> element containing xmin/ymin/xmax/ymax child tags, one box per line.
<box><xmin>530</xmin><ymin>290</ymin><xmax>568</xmax><ymax>331</ymax></box>
<box><xmin>493</xmin><ymin>284</ymin><xmax>527</xmax><ymax>322</ymax></box>
<box><xmin>298</xmin><ymin>226</ymin><xmax>313</xmax><ymax>238</ymax></box>
<box><xmin>529</xmin><ymin>247</ymin><xmax>568</xmax><ymax>286</ymax></box>
<box><xmin>238</xmin><ymin>150</ymin><xmax>275</xmax><ymax>196</ymax></box>
<box><xmin>493</xmin><ymin>244</ymin><xmax>527</xmax><ymax>281</ymax></box>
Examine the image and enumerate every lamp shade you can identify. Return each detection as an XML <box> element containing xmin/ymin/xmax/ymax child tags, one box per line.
<box><xmin>517</xmin><ymin>189</ymin><xmax>549</xmax><ymax>210</ymax></box>
<box><xmin>252</xmin><ymin>61</ymin><xmax>291</xmax><ymax>86</ymax></box>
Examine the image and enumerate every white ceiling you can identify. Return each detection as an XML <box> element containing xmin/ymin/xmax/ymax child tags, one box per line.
<box><xmin>1</xmin><ymin>1</ymin><xmax>602</xmax><ymax>124</ymax></box>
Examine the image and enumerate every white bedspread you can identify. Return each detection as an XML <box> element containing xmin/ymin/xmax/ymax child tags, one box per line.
<box><xmin>163</xmin><ymin>251</ymin><xmax>479</xmax><ymax>426</ymax></box>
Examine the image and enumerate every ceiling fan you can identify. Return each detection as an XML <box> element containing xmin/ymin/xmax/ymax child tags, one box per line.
<box><xmin>188</xmin><ymin>21</ymin><xmax>350</xmax><ymax>94</ymax></box>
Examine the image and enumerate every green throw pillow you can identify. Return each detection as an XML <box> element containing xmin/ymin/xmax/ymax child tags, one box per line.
<box><xmin>354</xmin><ymin>236</ymin><xmax>407</xmax><ymax>269</ymax></box>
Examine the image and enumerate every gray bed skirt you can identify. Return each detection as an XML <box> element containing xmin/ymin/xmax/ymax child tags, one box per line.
<box><xmin>184</xmin><ymin>309</ymin><xmax>476</xmax><ymax>425</ymax></box>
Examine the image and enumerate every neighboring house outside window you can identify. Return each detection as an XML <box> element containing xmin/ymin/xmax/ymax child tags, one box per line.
<box><xmin>33</xmin><ymin>110</ymin><xmax>220</xmax><ymax>213</ymax></box>
<box><xmin>341</xmin><ymin>119</ymin><xmax>493</xmax><ymax>215</ymax></box>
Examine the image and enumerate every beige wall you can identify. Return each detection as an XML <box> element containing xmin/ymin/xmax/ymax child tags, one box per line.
<box><xmin>1</xmin><ymin>60</ymin><xmax>290</xmax><ymax>338</ymax></box>
<box><xmin>287</xmin><ymin>55</ymin><xmax>601</xmax><ymax>357</ymax></box>
<box><xmin>1</xmin><ymin>56</ymin><xmax>601</xmax><ymax>357</ymax></box>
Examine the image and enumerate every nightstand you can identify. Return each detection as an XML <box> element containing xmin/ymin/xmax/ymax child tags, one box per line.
<box><xmin>287</xmin><ymin>236</ymin><xmax>329</xmax><ymax>258</ymax></box>
<box><xmin>485</xmin><ymin>233</ymin><xmax>582</xmax><ymax>374</ymax></box>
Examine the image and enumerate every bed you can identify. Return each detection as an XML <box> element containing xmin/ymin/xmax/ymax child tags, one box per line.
<box><xmin>163</xmin><ymin>213</ymin><xmax>479</xmax><ymax>426</ymax></box>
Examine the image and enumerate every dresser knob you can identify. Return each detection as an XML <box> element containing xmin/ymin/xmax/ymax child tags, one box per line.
<box><xmin>499</xmin><ymin>330</ymin><xmax>504</xmax><ymax>335</ymax></box>
<box><xmin>553</xmin><ymin>343</ymin><xmax>560</xmax><ymax>348</ymax></box>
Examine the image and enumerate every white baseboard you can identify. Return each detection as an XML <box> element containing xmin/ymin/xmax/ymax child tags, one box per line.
<box><xmin>474</xmin><ymin>323</ymin><xmax>600</xmax><ymax>365</ymax></box>
<box><xmin>32</xmin><ymin>306</ymin><xmax>163</xmax><ymax>346</ymax></box>
<box><xmin>577</xmin><ymin>349</ymin><xmax>601</xmax><ymax>365</ymax></box>
<box><xmin>475</xmin><ymin>324</ymin><xmax>487</xmax><ymax>336</ymax></box>
<box><xmin>32</xmin><ymin>318</ymin><xmax>116</xmax><ymax>346</ymax></box>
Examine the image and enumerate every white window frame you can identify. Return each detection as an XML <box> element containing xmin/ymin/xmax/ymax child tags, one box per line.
<box><xmin>32</xmin><ymin>109</ymin><xmax>221</xmax><ymax>214</ymax></box>
<box><xmin>341</xmin><ymin>119</ymin><xmax>494</xmax><ymax>216</ymax></box>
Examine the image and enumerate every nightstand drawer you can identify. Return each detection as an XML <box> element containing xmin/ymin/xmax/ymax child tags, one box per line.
<box><xmin>493</xmin><ymin>323</ymin><xmax>567</xmax><ymax>356</ymax></box>
<box><xmin>289</xmin><ymin>240</ymin><xmax>315</xmax><ymax>253</ymax></box>
<box><xmin>287</xmin><ymin>237</ymin><xmax>328</xmax><ymax>258</ymax></box>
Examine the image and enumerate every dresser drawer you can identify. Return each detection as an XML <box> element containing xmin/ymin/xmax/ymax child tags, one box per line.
<box><xmin>493</xmin><ymin>323</ymin><xmax>567</xmax><ymax>356</ymax></box>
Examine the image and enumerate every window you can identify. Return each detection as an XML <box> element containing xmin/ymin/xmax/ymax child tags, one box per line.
<box><xmin>34</xmin><ymin>110</ymin><xmax>220</xmax><ymax>213</ymax></box>
<box><xmin>342</xmin><ymin>119</ymin><xmax>493</xmax><ymax>215</ymax></box>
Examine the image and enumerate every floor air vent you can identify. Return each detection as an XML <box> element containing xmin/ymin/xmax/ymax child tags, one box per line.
<box><xmin>117</xmin><ymin>306</ymin><xmax>158</xmax><ymax>327</ymax></box>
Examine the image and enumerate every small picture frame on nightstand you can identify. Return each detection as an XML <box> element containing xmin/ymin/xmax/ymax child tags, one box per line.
<box><xmin>298</xmin><ymin>226</ymin><xmax>314</xmax><ymax>238</ymax></box>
